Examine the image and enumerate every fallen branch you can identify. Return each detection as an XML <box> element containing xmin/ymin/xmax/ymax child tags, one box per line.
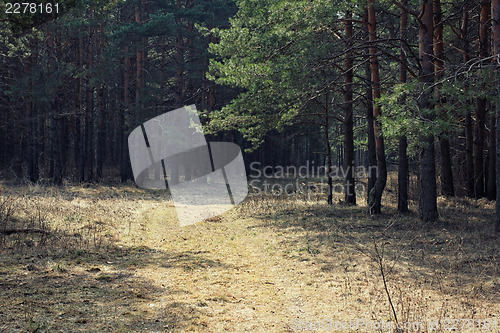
<box><xmin>0</xmin><ymin>228</ymin><xmax>50</xmax><ymax>236</ymax></box>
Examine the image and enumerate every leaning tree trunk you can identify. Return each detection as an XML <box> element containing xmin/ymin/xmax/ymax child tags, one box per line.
<box><xmin>418</xmin><ymin>0</ymin><xmax>438</xmax><ymax>222</ymax></box>
<box><xmin>343</xmin><ymin>11</ymin><xmax>356</xmax><ymax>205</ymax></box>
<box><xmin>367</xmin><ymin>0</ymin><xmax>387</xmax><ymax>214</ymax></box>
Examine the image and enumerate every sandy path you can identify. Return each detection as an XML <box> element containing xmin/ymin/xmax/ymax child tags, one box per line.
<box><xmin>130</xmin><ymin>202</ymin><xmax>352</xmax><ymax>332</ymax></box>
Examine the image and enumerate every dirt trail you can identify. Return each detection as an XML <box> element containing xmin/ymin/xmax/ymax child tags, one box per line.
<box><xmin>131</xmin><ymin>203</ymin><xmax>345</xmax><ymax>332</ymax></box>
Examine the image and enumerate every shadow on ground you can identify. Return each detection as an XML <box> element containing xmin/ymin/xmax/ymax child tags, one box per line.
<box><xmin>0</xmin><ymin>236</ymin><xmax>231</xmax><ymax>332</ymax></box>
<box><xmin>241</xmin><ymin>195</ymin><xmax>499</xmax><ymax>305</ymax></box>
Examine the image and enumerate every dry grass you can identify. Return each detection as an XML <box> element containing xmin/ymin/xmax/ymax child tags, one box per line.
<box><xmin>0</xmin><ymin>179</ymin><xmax>498</xmax><ymax>332</ymax></box>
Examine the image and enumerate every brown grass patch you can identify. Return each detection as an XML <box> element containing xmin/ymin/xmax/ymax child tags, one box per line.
<box><xmin>0</xmin><ymin>180</ymin><xmax>497</xmax><ymax>332</ymax></box>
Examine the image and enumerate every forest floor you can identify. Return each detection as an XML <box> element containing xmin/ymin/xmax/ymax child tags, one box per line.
<box><xmin>0</xmin><ymin>179</ymin><xmax>498</xmax><ymax>332</ymax></box>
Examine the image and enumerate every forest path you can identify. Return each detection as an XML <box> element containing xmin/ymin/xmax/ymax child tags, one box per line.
<box><xmin>126</xmin><ymin>200</ymin><xmax>354</xmax><ymax>332</ymax></box>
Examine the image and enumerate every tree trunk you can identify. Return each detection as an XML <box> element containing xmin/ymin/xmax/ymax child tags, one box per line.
<box><xmin>121</xmin><ymin>46</ymin><xmax>132</xmax><ymax>182</ymax></box>
<box><xmin>78</xmin><ymin>36</ymin><xmax>85</xmax><ymax>182</ymax></box>
<box><xmin>47</xmin><ymin>31</ymin><xmax>63</xmax><ymax>186</ymax></box>
<box><xmin>418</xmin><ymin>0</ymin><xmax>438</xmax><ymax>222</ymax></box>
<box><xmin>343</xmin><ymin>11</ymin><xmax>356</xmax><ymax>205</ymax></box>
<box><xmin>459</xmin><ymin>3</ymin><xmax>475</xmax><ymax>197</ymax></box>
<box><xmin>325</xmin><ymin>103</ymin><xmax>333</xmax><ymax>205</ymax></box>
<box><xmin>85</xmin><ymin>9</ymin><xmax>94</xmax><ymax>182</ymax></box>
<box><xmin>474</xmin><ymin>0</ymin><xmax>491</xmax><ymax>198</ymax></box>
<box><xmin>434</xmin><ymin>0</ymin><xmax>455</xmax><ymax>196</ymax></box>
<box><xmin>175</xmin><ymin>0</ymin><xmax>185</xmax><ymax>107</ymax></box>
<box><xmin>363</xmin><ymin>11</ymin><xmax>377</xmax><ymax>200</ymax></box>
<box><xmin>135</xmin><ymin>4</ymin><xmax>143</xmax><ymax>111</ymax></box>
<box><xmin>487</xmin><ymin>113</ymin><xmax>496</xmax><ymax>200</ymax></box>
<box><xmin>26</xmin><ymin>45</ymin><xmax>39</xmax><ymax>183</ymax></box>
<box><xmin>466</xmin><ymin>112</ymin><xmax>475</xmax><ymax>196</ymax></box>
<box><xmin>398</xmin><ymin>0</ymin><xmax>409</xmax><ymax>212</ymax></box>
<box><xmin>367</xmin><ymin>0</ymin><xmax>387</xmax><ymax>214</ymax></box>
<box><xmin>96</xmin><ymin>21</ymin><xmax>106</xmax><ymax>180</ymax></box>
<box><xmin>492</xmin><ymin>0</ymin><xmax>500</xmax><ymax>231</ymax></box>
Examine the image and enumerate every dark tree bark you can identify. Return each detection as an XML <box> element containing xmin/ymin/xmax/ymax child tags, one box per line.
<box><xmin>96</xmin><ymin>21</ymin><xmax>106</xmax><ymax>180</ymax></box>
<box><xmin>50</xmin><ymin>114</ymin><xmax>63</xmax><ymax>186</ymax></box>
<box><xmin>434</xmin><ymin>0</ymin><xmax>454</xmax><ymax>196</ymax></box>
<box><xmin>26</xmin><ymin>45</ymin><xmax>39</xmax><ymax>183</ymax></box>
<box><xmin>135</xmin><ymin>4</ymin><xmax>143</xmax><ymax>110</ymax></box>
<box><xmin>459</xmin><ymin>3</ymin><xmax>475</xmax><ymax>197</ymax></box>
<box><xmin>492</xmin><ymin>0</ymin><xmax>500</xmax><ymax>231</ymax></box>
<box><xmin>85</xmin><ymin>9</ymin><xmax>95</xmax><ymax>182</ymax></box>
<box><xmin>121</xmin><ymin>47</ymin><xmax>132</xmax><ymax>182</ymax></box>
<box><xmin>175</xmin><ymin>0</ymin><xmax>185</xmax><ymax>107</ymax></box>
<box><xmin>487</xmin><ymin>113</ymin><xmax>496</xmax><ymax>200</ymax></box>
<box><xmin>343</xmin><ymin>11</ymin><xmax>356</xmax><ymax>205</ymax></box>
<box><xmin>47</xmin><ymin>31</ymin><xmax>63</xmax><ymax>186</ymax></box>
<box><xmin>77</xmin><ymin>36</ymin><xmax>85</xmax><ymax>182</ymax></box>
<box><xmin>418</xmin><ymin>0</ymin><xmax>438</xmax><ymax>222</ymax></box>
<box><xmin>367</xmin><ymin>0</ymin><xmax>387</xmax><ymax>214</ymax></box>
<box><xmin>324</xmin><ymin>101</ymin><xmax>334</xmax><ymax>206</ymax></box>
<box><xmin>466</xmin><ymin>113</ymin><xmax>475</xmax><ymax>196</ymax></box>
<box><xmin>363</xmin><ymin>10</ymin><xmax>377</xmax><ymax>200</ymax></box>
<box><xmin>398</xmin><ymin>0</ymin><xmax>409</xmax><ymax>212</ymax></box>
<box><xmin>474</xmin><ymin>0</ymin><xmax>491</xmax><ymax>198</ymax></box>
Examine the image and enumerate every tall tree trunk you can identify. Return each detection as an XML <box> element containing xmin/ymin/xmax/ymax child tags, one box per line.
<box><xmin>77</xmin><ymin>36</ymin><xmax>85</xmax><ymax>182</ymax></box>
<box><xmin>175</xmin><ymin>0</ymin><xmax>185</xmax><ymax>107</ymax></box>
<box><xmin>474</xmin><ymin>0</ymin><xmax>491</xmax><ymax>198</ymax></box>
<box><xmin>367</xmin><ymin>0</ymin><xmax>387</xmax><ymax>214</ymax></box>
<box><xmin>119</xmin><ymin>1</ymin><xmax>132</xmax><ymax>182</ymax></box>
<box><xmin>26</xmin><ymin>44</ymin><xmax>39</xmax><ymax>182</ymax></box>
<box><xmin>47</xmin><ymin>31</ymin><xmax>62</xmax><ymax>185</ymax></box>
<box><xmin>492</xmin><ymin>0</ymin><xmax>500</xmax><ymax>231</ymax></box>
<box><xmin>398</xmin><ymin>0</ymin><xmax>409</xmax><ymax>212</ymax></box>
<box><xmin>56</xmin><ymin>35</ymin><xmax>68</xmax><ymax>175</ymax></box>
<box><xmin>135</xmin><ymin>4</ymin><xmax>143</xmax><ymax>112</ymax></box>
<box><xmin>461</xmin><ymin>3</ymin><xmax>475</xmax><ymax>196</ymax></box>
<box><xmin>96</xmin><ymin>21</ymin><xmax>106</xmax><ymax>180</ymax></box>
<box><xmin>121</xmin><ymin>44</ymin><xmax>131</xmax><ymax>182</ymax></box>
<box><xmin>185</xmin><ymin>10</ymin><xmax>195</xmax><ymax>101</ymax></box>
<box><xmin>85</xmin><ymin>8</ymin><xmax>94</xmax><ymax>182</ymax></box>
<box><xmin>363</xmin><ymin>10</ymin><xmax>377</xmax><ymax>200</ymax></box>
<box><xmin>418</xmin><ymin>0</ymin><xmax>438</xmax><ymax>222</ymax></box>
<box><xmin>434</xmin><ymin>0</ymin><xmax>455</xmax><ymax>196</ymax></box>
<box><xmin>343</xmin><ymin>12</ymin><xmax>356</xmax><ymax>205</ymax></box>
